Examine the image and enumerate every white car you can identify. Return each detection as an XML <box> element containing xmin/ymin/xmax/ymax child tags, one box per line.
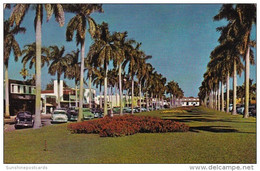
<box><xmin>51</xmin><ymin>110</ymin><xmax>68</xmax><ymax>123</ymax></box>
<box><xmin>229</xmin><ymin>104</ymin><xmax>233</xmax><ymax>112</ymax></box>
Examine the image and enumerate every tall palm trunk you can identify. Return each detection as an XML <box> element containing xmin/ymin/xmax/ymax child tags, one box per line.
<box><xmin>5</xmin><ymin>65</ymin><xmax>10</xmax><ymax>118</ymax></box>
<box><xmin>218</xmin><ymin>84</ymin><xmax>221</xmax><ymax>111</ymax></box>
<box><xmin>170</xmin><ymin>95</ymin><xmax>172</xmax><ymax>107</ymax></box>
<box><xmin>214</xmin><ymin>88</ymin><xmax>218</xmax><ymax>110</ymax></box>
<box><xmin>146</xmin><ymin>91</ymin><xmax>149</xmax><ymax>111</ymax></box>
<box><xmin>155</xmin><ymin>95</ymin><xmax>157</xmax><ymax>110</ymax></box>
<box><xmin>139</xmin><ymin>82</ymin><xmax>142</xmax><ymax>113</ymax></box>
<box><xmin>126</xmin><ymin>90</ymin><xmax>128</xmax><ymax>107</ymax></box>
<box><xmin>78</xmin><ymin>40</ymin><xmax>85</xmax><ymax>122</ymax></box>
<box><xmin>89</xmin><ymin>76</ymin><xmax>92</xmax><ymax>109</ymax></box>
<box><xmin>109</xmin><ymin>86</ymin><xmax>113</xmax><ymax>117</ymax></box>
<box><xmin>151</xmin><ymin>93</ymin><xmax>154</xmax><ymax>111</ymax></box>
<box><xmin>173</xmin><ymin>95</ymin><xmax>175</xmax><ymax>107</ymax></box>
<box><xmin>34</xmin><ymin>9</ymin><xmax>42</xmax><ymax>129</ymax></box>
<box><xmin>221</xmin><ymin>81</ymin><xmax>224</xmax><ymax>112</ymax></box>
<box><xmin>209</xmin><ymin>91</ymin><xmax>213</xmax><ymax>109</ymax></box>
<box><xmin>232</xmin><ymin>60</ymin><xmax>237</xmax><ymax>115</ymax></box>
<box><xmin>57</xmin><ymin>74</ymin><xmax>61</xmax><ymax>108</ymax></box>
<box><xmin>244</xmin><ymin>46</ymin><xmax>250</xmax><ymax>118</ymax></box>
<box><xmin>115</xmin><ymin>85</ymin><xmax>118</xmax><ymax>107</ymax></box>
<box><xmin>226</xmin><ymin>71</ymin><xmax>230</xmax><ymax>113</ymax></box>
<box><xmin>118</xmin><ymin>66</ymin><xmax>123</xmax><ymax>115</ymax></box>
<box><xmin>99</xmin><ymin>84</ymin><xmax>103</xmax><ymax>109</ymax></box>
<box><xmin>161</xmin><ymin>97</ymin><xmax>164</xmax><ymax>109</ymax></box>
<box><xmin>75</xmin><ymin>82</ymin><xmax>78</xmax><ymax>107</ymax></box>
<box><xmin>104</xmin><ymin>66</ymin><xmax>108</xmax><ymax>116</ymax></box>
<box><xmin>204</xmin><ymin>94</ymin><xmax>208</xmax><ymax>107</ymax></box>
<box><xmin>131</xmin><ymin>76</ymin><xmax>134</xmax><ymax>114</ymax></box>
<box><xmin>211</xmin><ymin>90</ymin><xmax>214</xmax><ymax>109</ymax></box>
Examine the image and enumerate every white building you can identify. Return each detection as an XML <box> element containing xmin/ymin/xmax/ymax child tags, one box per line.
<box><xmin>95</xmin><ymin>94</ymin><xmax>145</xmax><ymax>108</ymax></box>
<box><xmin>180</xmin><ymin>97</ymin><xmax>200</xmax><ymax>106</ymax></box>
<box><xmin>41</xmin><ymin>80</ymin><xmax>96</xmax><ymax>114</ymax></box>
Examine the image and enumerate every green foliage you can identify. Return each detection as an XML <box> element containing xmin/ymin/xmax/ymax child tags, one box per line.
<box><xmin>21</xmin><ymin>42</ymin><xmax>50</xmax><ymax>69</ymax></box>
<box><xmin>4</xmin><ymin>19</ymin><xmax>26</xmax><ymax>66</ymax></box>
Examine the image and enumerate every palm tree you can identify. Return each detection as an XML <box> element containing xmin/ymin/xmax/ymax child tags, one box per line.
<box><xmin>64</xmin><ymin>4</ymin><xmax>103</xmax><ymax>121</ymax></box>
<box><xmin>48</xmin><ymin>45</ymin><xmax>69</xmax><ymax>108</ymax></box>
<box><xmin>237</xmin><ymin>79</ymin><xmax>256</xmax><ymax>105</ymax></box>
<box><xmin>123</xmin><ymin>42</ymin><xmax>145</xmax><ymax>114</ymax></box>
<box><xmin>149</xmin><ymin>71</ymin><xmax>166</xmax><ymax>110</ymax></box>
<box><xmin>85</xmin><ymin>58</ymin><xmax>94</xmax><ymax>109</ymax></box>
<box><xmin>167</xmin><ymin>80</ymin><xmax>181</xmax><ymax>108</ymax></box>
<box><xmin>64</xmin><ymin>49</ymin><xmax>80</xmax><ymax>107</ymax></box>
<box><xmin>136</xmin><ymin>53</ymin><xmax>152</xmax><ymax>112</ymax></box>
<box><xmin>108</xmin><ymin>68</ymin><xmax>118</xmax><ymax>115</ymax></box>
<box><xmin>122</xmin><ymin>73</ymin><xmax>131</xmax><ymax>107</ymax></box>
<box><xmin>202</xmin><ymin>69</ymin><xmax>215</xmax><ymax>109</ymax></box>
<box><xmin>235</xmin><ymin>5</ymin><xmax>256</xmax><ymax>118</ymax></box>
<box><xmin>88</xmin><ymin>22</ymin><xmax>116</xmax><ymax>116</ymax></box>
<box><xmin>92</xmin><ymin>67</ymin><xmax>105</xmax><ymax>109</ymax></box>
<box><xmin>4</xmin><ymin>19</ymin><xmax>26</xmax><ymax>118</ymax></box>
<box><xmin>21</xmin><ymin>42</ymin><xmax>50</xmax><ymax>71</ymax></box>
<box><xmin>10</xmin><ymin>4</ymin><xmax>64</xmax><ymax>128</ymax></box>
<box><xmin>198</xmin><ymin>82</ymin><xmax>208</xmax><ymax>107</ymax></box>
<box><xmin>214</xmin><ymin>19</ymin><xmax>245</xmax><ymax>115</ymax></box>
<box><xmin>142</xmin><ymin>63</ymin><xmax>154</xmax><ymax>110</ymax></box>
<box><xmin>113</xmin><ymin>32</ymin><xmax>135</xmax><ymax>115</ymax></box>
<box><xmin>214</xmin><ymin>4</ymin><xmax>256</xmax><ymax>117</ymax></box>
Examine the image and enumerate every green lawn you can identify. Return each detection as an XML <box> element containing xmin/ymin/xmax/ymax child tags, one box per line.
<box><xmin>4</xmin><ymin>106</ymin><xmax>256</xmax><ymax>164</ymax></box>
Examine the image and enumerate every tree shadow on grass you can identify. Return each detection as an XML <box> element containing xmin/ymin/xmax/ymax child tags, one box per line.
<box><xmin>175</xmin><ymin>115</ymin><xmax>209</xmax><ymax>118</ymax></box>
<box><xmin>162</xmin><ymin>117</ymin><xmax>227</xmax><ymax>123</ymax></box>
<box><xmin>189</xmin><ymin>126</ymin><xmax>238</xmax><ymax>133</ymax></box>
<box><xmin>189</xmin><ymin>126</ymin><xmax>255</xmax><ymax>134</ymax></box>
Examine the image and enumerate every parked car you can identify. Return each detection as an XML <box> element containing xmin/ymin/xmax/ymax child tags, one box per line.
<box><xmin>155</xmin><ymin>106</ymin><xmax>161</xmax><ymax>110</ymax></box>
<box><xmin>113</xmin><ymin>107</ymin><xmax>121</xmax><ymax>114</ymax></box>
<box><xmin>229</xmin><ymin>104</ymin><xmax>233</xmax><ymax>112</ymax></box>
<box><xmin>123</xmin><ymin>107</ymin><xmax>132</xmax><ymax>113</ymax></box>
<box><xmin>92</xmin><ymin>108</ymin><xmax>104</xmax><ymax>118</ymax></box>
<box><xmin>140</xmin><ymin>107</ymin><xmax>147</xmax><ymax>112</ymax></box>
<box><xmin>134</xmin><ymin>107</ymin><xmax>140</xmax><ymax>113</ymax></box>
<box><xmin>148</xmin><ymin>107</ymin><xmax>153</xmax><ymax>111</ymax></box>
<box><xmin>67</xmin><ymin>107</ymin><xmax>78</xmax><ymax>121</ymax></box>
<box><xmin>236</xmin><ymin>104</ymin><xmax>256</xmax><ymax>116</ymax></box>
<box><xmin>249</xmin><ymin>105</ymin><xmax>256</xmax><ymax>117</ymax></box>
<box><xmin>82</xmin><ymin>108</ymin><xmax>95</xmax><ymax>120</ymax></box>
<box><xmin>236</xmin><ymin>105</ymin><xmax>244</xmax><ymax>115</ymax></box>
<box><xmin>14</xmin><ymin>111</ymin><xmax>34</xmax><ymax>129</ymax></box>
<box><xmin>56</xmin><ymin>107</ymin><xmax>68</xmax><ymax>113</ymax></box>
<box><xmin>51</xmin><ymin>110</ymin><xmax>68</xmax><ymax>123</ymax></box>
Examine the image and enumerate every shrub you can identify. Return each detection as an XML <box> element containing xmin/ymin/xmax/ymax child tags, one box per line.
<box><xmin>67</xmin><ymin>115</ymin><xmax>189</xmax><ymax>137</ymax></box>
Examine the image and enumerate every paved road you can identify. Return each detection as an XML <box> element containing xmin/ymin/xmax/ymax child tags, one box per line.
<box><xmin>4</xmin><ymin>114</ymin><xmax>52</xmax><ymax>132</ymax></box>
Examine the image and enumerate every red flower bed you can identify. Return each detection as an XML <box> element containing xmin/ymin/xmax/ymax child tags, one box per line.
<box><xmin>67</xmin><ymin>115</ymin><xmax>189</xmax><ymax>137</ymax></box>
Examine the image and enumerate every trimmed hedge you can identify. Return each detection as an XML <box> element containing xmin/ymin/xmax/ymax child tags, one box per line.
<box><xmin>67</xmin><ymin>115</ymin><xmax>189</xmax><ymax>137</ymax></box>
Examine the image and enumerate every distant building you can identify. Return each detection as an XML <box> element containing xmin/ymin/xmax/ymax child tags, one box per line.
<box><xmin>180</xmin><ymin>97</ymin><xmax>200</xmax><ymax>106</ymax></box>
<box><xmin>4</xmin><ymin>79</ymin><xmax>36</xmax><ymax>116</ymax></box>
<box><xmin>41</xmin><ymin>80</ymin><xmax>96</xmax><ymax>114</ymax></box>
<box><xmin>95</xmin><ymin>94</ymin><xmax>146</xmax><ymax>108</ymax></box>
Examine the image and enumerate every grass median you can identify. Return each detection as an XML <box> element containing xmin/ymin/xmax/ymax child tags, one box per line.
<box><xmin>4</xmin><ymin>106</ymin><xmax>256</xmax><ymax>164</ymax></box>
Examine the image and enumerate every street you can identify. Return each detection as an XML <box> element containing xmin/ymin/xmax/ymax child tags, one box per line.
<box><xmin>4</xmin><ymin>114</ymin><xmax>52</xmax><ymax>132</ymax></box>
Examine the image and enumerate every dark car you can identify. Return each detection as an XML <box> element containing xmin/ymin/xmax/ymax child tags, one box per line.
<box><xmin>92</xmin><ymin>108</ymin><xmax>103</xmax><ymax>118</ymax></box>
<box><xmin>15</xmin><ymin>111</ymin><xmax>34</xmax><ymax>129</ymax></box>
<box><xmin>249</xmin><ymin>105</ymin><xmax>256</xmax><ymax>117</ymax></box>
<box><xmin>67</xmin><ymin>107</ymin><xmax>78</xmax><ymax>121</ymax></box>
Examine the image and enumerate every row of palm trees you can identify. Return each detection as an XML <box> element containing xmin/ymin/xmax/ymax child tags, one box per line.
<box><xmin>198</xmin><ymin>4</ymin><xmax>256</xmax><ymax>118</ymax></box>
<box><xmin>4</xmin><ymin>4</ymin><xmax>184</xmax><ymax>128</ymax></box>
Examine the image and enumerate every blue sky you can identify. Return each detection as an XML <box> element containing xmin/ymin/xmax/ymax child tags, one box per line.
<box><xmin>4</xmin><ymin>4</ymin><xmax>256</xmax><ymax>97</ymax></box>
